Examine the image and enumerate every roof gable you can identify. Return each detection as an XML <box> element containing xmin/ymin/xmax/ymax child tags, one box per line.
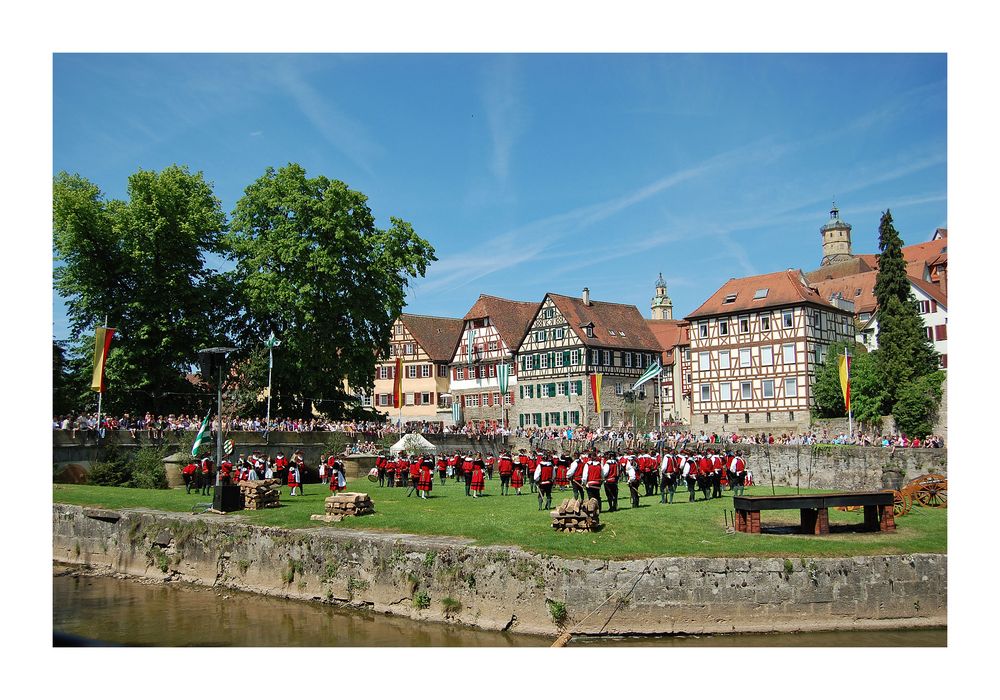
<box><xmin>400</xmin><ymin>314</ymin><xmax>465</xmax><ymax>362</ymax></box>
<box><xmin>543</xmin><ymin>293</ymin><xmax>661</xmax><ymax>351</ymax></box>
<box><xmin>462</xmin><ymin>294</ymin><xmax>540</xmax><ymax>350</ymax></box>
<box><xmin>687</xmin><ymin>269</ymin><xmax>843</xmax><ymax>320</ymax></box>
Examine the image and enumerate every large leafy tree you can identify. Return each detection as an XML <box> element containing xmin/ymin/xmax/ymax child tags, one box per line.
<box><xmin>811</xmin><ymin>340</ymin><xmax>855</xmax><ymax>417</ymax></box>
<box><xmin>53</xmin><ymin>166</ymin><xmax>230</xmax><ymax>415</ymax></box>
<box><xmin>872</xmin><ymin>210</ymin><xmax>939</xmax><ymax>413</ymax></box>
<box><xmin>224</xmin><ymin>164</ymin><xmax>436</xmax><ymax>417</ymax></box>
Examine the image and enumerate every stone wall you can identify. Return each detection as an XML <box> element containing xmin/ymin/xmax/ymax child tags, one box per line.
<box><xmin>53</xmin><ymin>505</ymin><xmax>946</xmax><ymax>636</ymax></box>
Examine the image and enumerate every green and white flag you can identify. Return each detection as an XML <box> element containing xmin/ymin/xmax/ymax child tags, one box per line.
<box><xmin>191</xmin><ymin>411</ymin><xmax>211</xmax><ymax>457</ymax></box>
<box><xmin>497</xmin><ymin>362</ymin><xmax>510</xmax><ymax>394</ymax></box>
<box><xmin>265</xmin><ymin>332</ymin><xmax>281</xmax><ymax>367</ymax></box>
<box><xmin>631</xmin><ymin>361</ymin><xmax>662</xmax><ymax>392</ymax></box>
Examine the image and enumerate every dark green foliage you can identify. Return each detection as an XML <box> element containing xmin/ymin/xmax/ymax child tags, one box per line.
<box><xmin>892</xmin><ymin>372</ymin><xmax>945</xmax><ymax>438</ymax></box>
<box><xmin>224</xmin><ymin>164</ymin><xmax>436</xmax><ymax>417</ymax></box>
<box><xmin>88</xmin><ymin>446</ymin><xmax>169</xmax><ymax>489</ymax></box>
<box><xmin>871</xmin><ymin>210</ymin><xmax>939</xmax><ymax>415</ymax></box>
<box><xmin>53</xmin><ymin>167</ymin><xmax>231</xmax><ymax>415</ymax></box>
<box><xmin>811</xmin><ymin>341</ymin><xmax>854</xmax><ymax>417</ymax></box>
<box><xmin>546</xmin><ymin>599</ymin><xmax>567</xmax><ymax>624</ymax></box>
<box><xmin>848</xmin><ymin>351</ymin><xmax>885</xmax><ymax>430</ymax></box>
<box><xmin>413</xmin><ymin>591</ymin><xmax>431</xmax><ymax>609</ymax></box>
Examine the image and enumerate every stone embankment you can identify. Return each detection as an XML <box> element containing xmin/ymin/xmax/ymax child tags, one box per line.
<box><xmin>53</xmin><ymin>504</ymin><xmax>946</xmax><ymax>637</ymax></box>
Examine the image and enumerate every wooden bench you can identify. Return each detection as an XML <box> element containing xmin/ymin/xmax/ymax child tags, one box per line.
<box><xmin>733</xmin><ymin>492</ymin><xmax>895</xmax><ymax>535</ymax></box>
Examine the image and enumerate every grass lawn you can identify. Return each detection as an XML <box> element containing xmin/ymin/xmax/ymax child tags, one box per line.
<box><xmin>53</xmin><ymin>477</ymin><xmax>946</xmax><ymax>560</ymax></box>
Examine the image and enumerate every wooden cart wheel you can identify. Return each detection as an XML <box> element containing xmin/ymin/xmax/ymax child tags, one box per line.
<box><xmin>890</xmin><ymin>489</ymin><xmax>911</xmax><ymax>517</ymax></box>
<box><xmin>913</xmin><ymin>475</ymin><xmax>947</xmax><ymax>508</ymax></box>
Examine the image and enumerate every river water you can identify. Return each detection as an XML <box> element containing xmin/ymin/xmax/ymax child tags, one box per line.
<box><xmin>53</xmin><ymin>570</ymin><xmax>945</xmax><ymax>647</ymax></box>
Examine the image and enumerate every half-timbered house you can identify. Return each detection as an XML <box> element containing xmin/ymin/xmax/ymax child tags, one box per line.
<box><xmin>685</xmin><ymin>270</ymin><xmax>854</xmax><ymax>432</ymax></box>
<box><xmin>369</xmin><ymin>314</ymin><xmax>464</xmax><ymax>425</ymax></box>
<box><xmin>448</xmin><ymin>295</ymin><xmax>539</xmax><ymax>428</ymax></box>
<box><xmin>514</xmin><ymin>290</ymin><xmax>662</xmax><ymax>430</ymax></box>
<box><xmin>646</xmin><ymin>318</ymin><xmax>690</xmax><ymax>424</ymax></box>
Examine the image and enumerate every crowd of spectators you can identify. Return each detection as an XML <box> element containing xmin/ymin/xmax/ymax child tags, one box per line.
<box><xmin>53</xmin><ymin>412</ymin><xmax>944</xmax><ymax>451</ymax></box>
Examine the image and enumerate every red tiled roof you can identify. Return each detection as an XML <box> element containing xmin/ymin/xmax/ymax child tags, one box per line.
<box><xmin>400</xmin><ymin>314</ymin><xmax>465</xmax><ymax>362</ymax></box>
<box><xmin>545</xmin><ymin>293</ymin><xmax>661</xmax><ymax>351</ymax></box>
<box><xmin>811</xmin><ymin>271</ymin><xmax>879</xmax><ymax>316</ymax></box>
<box><xmin>908</xmin><ymin>276</ymin><xmax>947</xmax><ymax>309</ymax></box>
<box><xmin>646</xmin><ymin>319</ymin><xmax>689</xmax><ymax>364</ymax></box>
<box><xmin>462</xmin><ymin>294</ymin><xmax>540</xmax><ymax>351</ymax></box>
<box><xmin>686</xmin><ymin>269</ymin><xmax>843</xmax><ymax>320</ymax></box>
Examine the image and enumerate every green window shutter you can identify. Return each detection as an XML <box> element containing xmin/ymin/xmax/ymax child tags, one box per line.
<box><xmin>562</xmin><ymin>411</ymin><xmax>567</xmax><ymax>425</ymax></box>
<box><xmin>519</xmin><ymin>414</ymin><xmax>525</xmax><ymax>427</ymax></box>
<box><xmin>537</xmin><ymin>383</ymin><xmax>541</xmax><ymax>396</ymax></box>
<box><xmin>548</xmin><ymin>382</ymin><xmax>556</xmax><ymax>396</ymax></box>
<box><xmin>549</xmin><ymin>351</ymin><xmax>555</xmax><ymax>367</ymax></box>
<box><xmin>535</xmin><ymin>353</ymin><xmax>541</xmax><ymax>368</ymax></box>
<box><xmin>575</xmin><ymin>380</ymin><xmax>583</xmax><ymax>395</ymax></box>
<box><xmin>519</xmin><ymin>386</ymin><xmax>523</xmax><ymax>399</ymax></box>
<box><xmin>544</xmin><ymin>413</ymin><xmax>549</xmax><ymax>426</ymax></box>
<box><xmin>563</xmin><ymin>350</ymin><xmax>570</xmax><ymax>366</ymax></box>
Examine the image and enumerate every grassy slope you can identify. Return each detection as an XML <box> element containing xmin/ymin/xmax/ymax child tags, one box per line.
<box><xmin>53</xmin><ymin>477</ymin><xmax>946</xmax><ymax>560</ymax></box>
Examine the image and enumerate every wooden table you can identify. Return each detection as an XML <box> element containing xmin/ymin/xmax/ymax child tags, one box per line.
<box><xmin>733</xmin><ymin>492</ymin><xmax>895</xmax><ymax>535</ymax></box>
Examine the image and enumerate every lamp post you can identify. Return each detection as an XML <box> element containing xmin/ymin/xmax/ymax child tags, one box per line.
<box><xmin>197</xmin><ymin>346</ymin><xmax>237</xmax><ymax>487</ymax></box>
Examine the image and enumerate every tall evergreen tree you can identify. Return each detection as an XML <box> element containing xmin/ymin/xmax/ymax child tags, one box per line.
<box><xmin>872</xmin><ymin>209</ymin><xmax>939</xmax><ymax>414</ymax></box>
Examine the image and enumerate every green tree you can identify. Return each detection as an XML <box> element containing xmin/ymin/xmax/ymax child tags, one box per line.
<box><xmin>811</xmin><ymin>340</ymin><xmax>855</xmax><ymax>417</ymax></box>
<box><xmin>849</xmin><ymin>350</ymin><xmax>885</xmax><ymax>430</ymax></box>
<box><xmin>53</xmin><ymin>167</ymin><xmax>231</xmax><ymax>415</ymax></box>
<box><xmin>872</xmin><ymin>210</ymin><xmax>939</xmax><ymax>413</ymax></box>
<box><xmin>892</xmin><ymin>371</ymin><xmax>945</xmax><ymax>438</ymax></box>
<box><xmin>224</xmin><ymin>164</ymin><xmax>436</xmax><ymax>417</ymax></box>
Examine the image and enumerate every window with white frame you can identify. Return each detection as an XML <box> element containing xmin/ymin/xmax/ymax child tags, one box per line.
<box><xmin>556</xmin><ymin>383</ymin><xmax>565</xmax><ymax>397</ymax></box>
<box><xmin>739</xmin><ymin>316</ymin><xmax>750</xmax><ymax>333</ymax></box>
<box><xmin>719</xmin><ymin>352</ymin><xmax>730</xmax><ymax>370</ymax></box>
<box><xmin>555</xmin><ymin>352</ymin><xmax>563</xmax><ymax>367</ymax></box>
<box><xmin>699</xmin><ymin>351</ymin><xmax>710</xmax><ymax>370</ymax></box>
<box><xmin>569</xmin><ymin>381</ymin><xmax>578</xmax><ymax>395</ymax></box>
<box><xmin>378</xmin><ymin>394</ymin><xmax>390</xmax><ymax>407</ymax></box>
<box><xmin>571</xmin><ymin>349</ymin><xmax>580</xmax><ymax>365</ymax></box>
<box><xmin>761</xmin><ymin>345</ymin><xmax>773</xmax><ymax>365</ymax></box>
<box><xmin>405</xmin><ymin>392</ymin><xmax>415</xmax><ymax>405</ymax></box>
<box><xmin>492</xmin><ymin>392</ymin><xmax>501</xmax><ymax>405</ymax></box>
<box><xmin>719</xmin><ymin>320</ymin><xmax>729</xmax><ymax>336</ymax></box>
<box><xmin>762</xmin><ymin>379</ymin><xmax>774</xmax><ymax>398</ymax></box>
<box><xmin>741</xmin><ymin>381</ymin><xmax>752</xmax><ymax>399</ymax></box>
<box><xmin>604</xmin><ymin>350</ymin><xmax>611</xmax><ymax>365</ymax></box>
<box><xmin>421</xmin><ymin>392</ymin><xmax>432</xmax><ymax>405</ymax></box>
<box><xmin>469</xmin><ymin>394</ymin><xmax>479</xmax><ymax>407</ymax></box>
<box><xmin>784</xmin><ymin>378</ymin><xmax>798</xmax><ymax>397</ymax></box>
<box><xmin>740</xmin><ymin>348</ymin><xmax>751</xmax><ymax>367</ymax></box>
<box><xmin>405</xmin><ymin>343</ymin><xmax>415</xmax><ymax>355</ymax></box>
<box><xmin>625</xmin><ymin>353</ymin><xmax>632</xmax><ymax>367</ymax></box>
<box><xmin>591</xmin><ymin>349</ymin><xmax>600</xmax><ymax>365</ymax></box>
<box><xmin>379</xmin><ymin>366</ymin><xmax>389</xmax><ymax>380</ymax></box>
<box><xmin>407</xmin><ymin>365</ymin><xmax>417</xmax><ymax>378</ymax></box>
<box><xmin>699</xmin><ymin>321</ymin><xmax>709</xmax><ymax>338</ymax></box>
<box><xmin>456</xmin><ymin>367</ymin><xmax>465</xmax><ymax>380</ymax></box>
<box><xmin>760</xmin><ymin>313</ymin><xmax>770</xmax><ymax>331</ymax></box>
<box><xmin>421</xmin><ymin>364</ymin><xmax>431</xmax><ymax>378</ymax></box>
<box><xmin>535</xmin><ymin>330</ymin><xmax>546</xmax><ymax>342</ymax></box>
<box><xmin>489</xmin><ymin>364</ymin><xmax>496</xmax><ymax>378</ymax></box>
<box><xmin>700</xmin><ymin>384</ymin><xmax>711</xmax><ymax>401</ymax></box>
<box><xmin>554</xmin><ymin>328</ymin><xmax>564</xmax><ymax>340</ymax></box>
<box><xmin>783</xmin><ymin>343</ymin><xmax>795</xmax><ymax>364</ymax></box>
<box><xmin>540</xmin><ymin>354</ymin><xmax>549</xmax><ymax>369</ymax></box>
<box><xmin>504</xmin><ymin>393</ymin><xmax>513</xmax><ymax>405</ymax></box>
<box><xmin>682</xmin><ymin>348</ymin><xmax>690</xmax><ymax>361</ymax></box>
<box><xmin>524</xmin><ymin>355</ymin><xmax>533</xmax><ymax>370</ymax></box>
<box><xmin>615</xmin><ymin>382</ymin><xmax>624</xmax><ymax>396</ymax></box>
<box><xmin>782</xmin><ymin>310</ymin><xmax>794</xmax><ymax>328</ymax></box>
<box><xmin>720</xmin><ymin>383</ymin><xmax>732</xmax><ymax>401</ymax></box>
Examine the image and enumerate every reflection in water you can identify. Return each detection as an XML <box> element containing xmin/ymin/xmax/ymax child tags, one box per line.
<box><xmin>53</xmin><ymin>570</ymin><xmax>945</xmax><ymax>647</ymax></box>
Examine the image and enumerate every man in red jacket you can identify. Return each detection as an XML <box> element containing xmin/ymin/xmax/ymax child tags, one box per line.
<box><xmin>498</xmin><ymin>451</ymin><xmax>514</xmax><ymax>496</ymax></box>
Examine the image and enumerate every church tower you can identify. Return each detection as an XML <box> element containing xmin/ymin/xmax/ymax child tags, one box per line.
<box><xmin>650</xmin><ymin>273</ymin><xmax>673</xmax><ymax>320</ymax></box>
<box><xmin>820</xmin><ymin>203</ymin><xmax>854</xmax><ymax>266</ymax></box>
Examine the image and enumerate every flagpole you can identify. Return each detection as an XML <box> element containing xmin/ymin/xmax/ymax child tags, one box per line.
<box><xmin>845</xmin><ymin>348</ymin><xmax>853</xmax><ymax>440</ymax></box>
<box><xmin>96</xmin><ymin>315</ymin><xmax>107</xmax><ymax>439</ymax></box>
<box><xmin>266</xmin><ymin>341</ymin><xmax>273</xmax><ymax>446</ymax></box>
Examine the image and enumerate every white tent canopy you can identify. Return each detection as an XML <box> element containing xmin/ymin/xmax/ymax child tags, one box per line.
<box><xmin>389</xmin><ymin>433</ymin><xmax>437</xmax><ymax>455</ymax></box>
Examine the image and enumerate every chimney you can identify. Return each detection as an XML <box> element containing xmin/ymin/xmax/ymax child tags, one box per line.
<box><xmin>582</xmin><ymin>287</ymin><xmax>590</xmax><ymax>306</ymax></box>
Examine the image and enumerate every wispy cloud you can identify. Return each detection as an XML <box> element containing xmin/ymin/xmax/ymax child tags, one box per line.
<box><xmin>249</xmin><ymin>130</ymin><xmax>263</xmax><ymax>137</ymax></box>
<box><xmin>273</xmin><ymin>64</ymin><xmax>383</xmax><ymax>175</ymax></box>
<box><xmin>482</xmin><ymin>56</ymin><xmax>527</xmax><ymax>185</ymax></box>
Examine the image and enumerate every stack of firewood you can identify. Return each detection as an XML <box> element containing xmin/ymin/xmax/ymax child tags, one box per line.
<box><xmin>310</xmin><ymin>493</ymin><xmax>375</xmax><ymax>523</ymax></box>
<box><xmin>551</xmin><ymin>498</ymin><xmax>600</xmax><ymax>532</ymax></box>
<box><xmin>238</xmin><ymin>479</ymin><xmax>281</xmax><ymax>510</ymax></box>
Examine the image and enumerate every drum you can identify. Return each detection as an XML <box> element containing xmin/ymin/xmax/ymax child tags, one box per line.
<box><xmin>367</xmin><ymin>468</ymin><xmax>378</xmax><ymax>482</ymax></box>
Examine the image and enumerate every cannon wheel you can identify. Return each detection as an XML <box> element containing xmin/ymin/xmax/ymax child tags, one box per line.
<box><xmin>913</xmin><ymin>474</ymin><xmax>947</xmax><ymax>508</ymax></box>
<box><xmin>890</xmin><ymin>489</ymin><xmax>912</xmax><ymax>517</ymax></box>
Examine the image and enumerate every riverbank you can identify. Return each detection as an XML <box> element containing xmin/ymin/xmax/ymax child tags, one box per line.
<box><xmin>53</xmin><ymin>504</ymin><xmax>947</xmax><ymax>637</ymax></box>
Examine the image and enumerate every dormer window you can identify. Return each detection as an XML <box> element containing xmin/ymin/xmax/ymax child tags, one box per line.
<box><xmin>619</xmin><ymin>330</ymin><xmax>626</xmax><ymax>337</ymax></box>
<box><xmin>855</xmin><ymin>288</ymin><xmax>862</xmax><ymax>296</ymax></box>
<box><xmin>583</xmin><ymin>324</ymin><xmax>594</xmax><ymax>338</ymax></box>
<box><xmin>608</xmin><ymin>330</ymin><xmax>617</xmax><ymax>336</ymax></box>
<box><xmin>753</xmin><ymin>288</ymin><xmax>768</xmax><ymax>300</ymax></box>
<box><xmin>723</xmin><ymin>293</ymin><xmax>737</xmax><ymax>304</ymax></box>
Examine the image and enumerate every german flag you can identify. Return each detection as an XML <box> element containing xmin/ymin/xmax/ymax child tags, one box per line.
<box><xmin>91</xmin><ymin>326</ymin><xmax>116</xmax><ymax>393</ymax></box>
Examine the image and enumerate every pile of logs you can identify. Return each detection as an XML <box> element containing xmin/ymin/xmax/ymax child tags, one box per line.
<box><xmin>551</xmin><ymin>498</ymin><xmax>600</xmax><ymax>532</ymax></box>
<box><xmin>310</xmin><ymin>493</ymin><xmax>375</xmax><ymax>523</ymax></box>
<box><xmin>237</xmin><ymin>479</ymin><xmax>281</xmax><ymax>510</ymax></box>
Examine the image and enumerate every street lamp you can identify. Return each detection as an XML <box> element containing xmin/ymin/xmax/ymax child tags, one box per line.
<box><xmin>197</xmin><ymin>346</ymin><xmax>237</xmax><ymax>488</ymax></box>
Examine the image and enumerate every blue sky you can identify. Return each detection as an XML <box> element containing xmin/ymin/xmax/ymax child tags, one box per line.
<box><xmin>52</xmin><ymin>53</ymin><xmax>946</xmax><ymax>340</ymax></box>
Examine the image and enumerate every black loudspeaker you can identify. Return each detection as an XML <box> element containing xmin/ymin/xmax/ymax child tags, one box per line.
<box><xmin>212</xmin><ymin>484</ymin><xmax>243</xmax><ymax>512</ymax></box>
<box><xmin>198</xmin><ymin>351</ymin><xmax>220</xmax><ymax>383</ymax></box>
